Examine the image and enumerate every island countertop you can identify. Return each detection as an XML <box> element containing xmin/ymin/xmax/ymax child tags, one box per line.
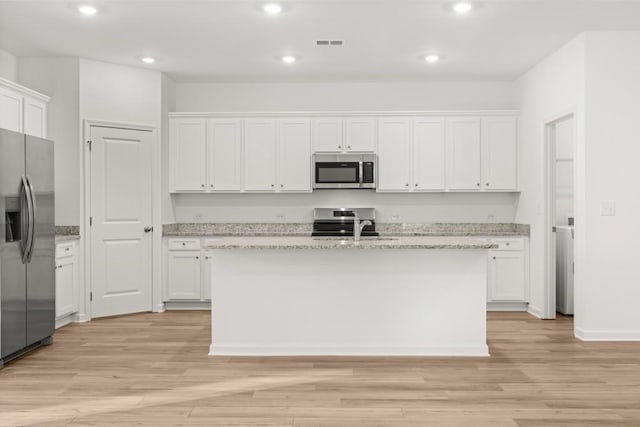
<box><xmin>204</xmin><ymin>235</ymin><xmax>497</xmax><ymax>250</ymax></box>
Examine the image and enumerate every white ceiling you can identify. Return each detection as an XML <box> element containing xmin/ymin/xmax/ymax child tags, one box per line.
<box><xmin>1</xmin><ymin>0</ymin><xmax>640</xmax><ymax>82</ymax></box>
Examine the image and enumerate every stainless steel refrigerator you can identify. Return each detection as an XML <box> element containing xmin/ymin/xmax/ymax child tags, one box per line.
<box><xmin>0</xmin><ymin>128</ymin><xmax>55</xmax><ymax>368</ymax></box>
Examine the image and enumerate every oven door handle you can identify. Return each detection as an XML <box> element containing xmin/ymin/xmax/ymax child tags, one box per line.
<box><xmin>358</xmin><ymin>161</ymin><xmax>363</xmax><ymax>187</ymax></box>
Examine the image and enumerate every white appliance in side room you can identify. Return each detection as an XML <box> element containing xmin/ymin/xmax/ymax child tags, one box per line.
<box><xmin>556</xmin><ymin>225</ymin><xmax>574</xmax><ymax>315</ymax></box>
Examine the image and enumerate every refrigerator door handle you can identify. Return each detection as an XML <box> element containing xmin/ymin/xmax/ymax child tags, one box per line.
<box><xmin>20</xmin><ymin>175</ymin><xmax>35</xmax><ymax>264</ymax></box>
<box><xmin>26</xmin><ymin>175</ymin><xmax>36</xmax><ymax>263</ymax></box>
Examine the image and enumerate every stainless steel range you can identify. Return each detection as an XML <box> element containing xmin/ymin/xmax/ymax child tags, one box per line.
<box><xmin>312</xmin><ymin>208</ymin><xmax>378</xmax><ymax>238</ymax></box>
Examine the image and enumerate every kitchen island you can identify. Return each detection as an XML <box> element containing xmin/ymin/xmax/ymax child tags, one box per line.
<box><xmin>206</xmin><ymin>236</ymin><xmax>495</xmax><ymax>357</ymax></box>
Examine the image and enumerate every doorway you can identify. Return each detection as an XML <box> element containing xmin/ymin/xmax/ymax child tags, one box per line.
<box><xmin>86</xmin><ymin>124</ymin><xmax>154</xmax><ymax>318</ymax></box>
<box><xmin>544</xmin><ymin>113</ymin><xmax>576</xmax><ymax>319</ymax></box>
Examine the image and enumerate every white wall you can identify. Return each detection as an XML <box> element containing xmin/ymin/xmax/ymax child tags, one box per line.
<box><xmin>576</xmin><ymin>32</ymin><xmax>640</xmax><ymax>339</ymax></box>
<box><xmin>0</xmin><ymin>49</ymin><xmax>18</xmax><ymax>81</ymax></box>
<box><xmin>79</xmin><ymin>59</ymin><xmax>162</xmax><ymax>127</ymax></box>
<box><xmin>174</xmin><ymin>192</ymin><xmax>518</xmax><ymax>223</ymax></box>
<box><xmin>172</xmin><ymin>80</ymin><xmax>519</xmax><ymax>224</ymax></box>
<box><xmin>161</xmin><ymin>74</ymin><xmax>177</xmax><ymax>224</ymax></box>
<box><xmin>515</xmin><ymin>35</ymin><xmax>585</xmax><ymax>317</ymax></box>
<box><xmin>18</xmin><ymin>57</ymin><xmax>81</xmax><ymax>226</ymax></box>
<box><xmin>176</xmin><ymin>81</ymin><xmax>517</xmax><ymax>112</ymax></box>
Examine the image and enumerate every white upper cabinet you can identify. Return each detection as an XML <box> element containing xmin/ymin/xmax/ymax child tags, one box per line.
<box><xmin>168</xmin><ymin>112</ymin><xmax>518</xmax><ymax>194</ymax></box>
<box><xmin>413</xmin><ymin>118</ymin><xmax>446</xmax><ymax>191</ymax></box>
<box><xmin>0</xmin><ymin>86</ymin><xmax>24</xmax><ymax>133</ymax></box>
<box><xmin>206</xmin><ymin>119</ymin><xmax>242</xmax><ymax>192</ymax></box>
<box><xmin>482</xmin><ymin>117</ymin><xmax>518</xmax><ymax>191</ymax></box>
<box><xmin>170</xmin><ymin>118</ymin><xmax>207</xmax><ymax>191</ymax></box>
<box><xmin>345</xmin><ymin>118</ymin><xmax>377</xmax><ymax>152</ymax></box>
<box><xmin>377</xmin><ymin>118</ymin><xmax>411</xmax><ymax>191</ymax></box>
<box><xmin>244</xmin><ymin>119</ymin><xmax>278</xmax><ymax>191</ymax></box>
<box><xmin>446</xmin><ymin>117</ymin><xmax>482</xmax><ymax>191</ymax></box>
<box><xmin>23</xmin><ymin>97</ymin><xmax>47</xmax><ymax>138</ymax></box>
<box><xmin>312</xmin><ymin>117</ymin><xmax>343</xmax><ymax>153</ymax></box>
<box><xmin>0</xmin><ymin>78</ymin><xmax>49</xmax><ymax>138</ymax></box>
<box><xmin>279</xmin><ymin>118</ymin><xmax>312</xmax><ymax>192</ymax></box>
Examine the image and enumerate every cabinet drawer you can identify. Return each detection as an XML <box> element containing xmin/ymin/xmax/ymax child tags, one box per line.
<box><xmin>490</xmin><ymin>238</ymin><xmax>524</xmax><ymax>251</ymax></box>
<box><xmin>56</xmin><ymin>243</ymin><xmax>76</xmax><ymax>258</ymax></box>
<box><xmin>168</xmin><ymin>238</ymin><xmax>201</xmax><ymax>251</ymax></box>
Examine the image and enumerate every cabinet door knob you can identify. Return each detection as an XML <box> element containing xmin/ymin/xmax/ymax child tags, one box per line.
<box><xmin>338</xmin><ymin>145</ymin><xmax>342</xmax><ymax>149</ymax></box>
<box><xmin>405</xmin><ymin>183</ymin><xmax>409</xmax><ymax>187</ymax></box>
<box><xmin>415</xmin><ymin>183</ymin><xmax>418</xmax><ymax>187</ymax></box>
<box><xmin>347</xmin><ymin>145</ymin><xmax>351</xmax><ymax>149</ymax></box>
<box><xmin>280</xmin><ymin>184</ymin><xmax>284</xmax><ymax>188</ymax></box>
<box><xmin>476</xmin><ymin>183</ymin><xmax>480</xmax><ymax>187</ymax></box>
<box><xmin>493</xmin><ymin>256</ymin><xmax>496</xmax><ymax>260</ymax></box>
<box><xmin>271</xmin><ymin>184</ymin><xmax>275</xmax><ymax>187</ymax></box>
<box><xmin>210</xmin><ymin>184</ymin><xmax>214</xmax><ymax>188</ymax></box>
<box><xmin>182</xmin><ymin>242</ymin><xmax>186</xmax><ymax>246</ymax></box>
<box><xmin>201</xmin><ymin>184</ymin><xmax>205</xmax><ymax>188</ymax></box>
<box><xmin>486</xmin><ymin>183</ymin><xmax>490</xmax><ymax>187</ymax></box>
<box><xmin>506</xmin><ymin>242</ymin><xmax>510</xmax><ymax>246</ymax></box>
<box><xmin>196</xmin><ymin>256</ymin><xmax>199</xmax><ymax>260</ymax></box>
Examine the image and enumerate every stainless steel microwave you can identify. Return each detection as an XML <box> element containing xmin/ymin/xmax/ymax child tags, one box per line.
<box><xmin>312</xmin><ymin>154</ymin><xmax>376</xmax><ymax>189</ymax></box>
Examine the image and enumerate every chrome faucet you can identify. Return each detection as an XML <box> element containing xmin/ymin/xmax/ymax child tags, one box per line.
<box><xmin>353</xmin><ymin>216</ymin><xmax>372</xmax><ymax>242</ymax></box>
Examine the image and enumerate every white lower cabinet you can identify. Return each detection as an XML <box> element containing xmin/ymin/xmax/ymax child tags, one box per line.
<box><xmin>165</xmin><ymin>239</ymin><xmax>211</xmax><ymax>302</ymax></box>
<box><xmin>487</xmin><ymin>237</ymin><xmax>529</xmax><ymax>309</ymax></box>
<box><xmin>55</xmin><ymin>241</ymin><xmax>79</xmax><ymax>322</ymax></box>
<box><xmin>167</xmin><ymin>251</ymin><xmax>202</xmax><ymax>300</ymax></box>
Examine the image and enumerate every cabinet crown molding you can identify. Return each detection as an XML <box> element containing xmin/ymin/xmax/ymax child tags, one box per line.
<box><xmin>169</xmin><ymin>110</ymin><xmax>520</xmax><ymax>119</ymax></box>
<box><xmin>0</xmin><ymin>77</ymin><xmax>51</xmax><ymax>103</ymax></box>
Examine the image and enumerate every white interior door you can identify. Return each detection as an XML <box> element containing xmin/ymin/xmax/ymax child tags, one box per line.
<box><xmin>90</xmin><ymin>125</ymin><xmax>153</xmax><ymax>318</ymax></box>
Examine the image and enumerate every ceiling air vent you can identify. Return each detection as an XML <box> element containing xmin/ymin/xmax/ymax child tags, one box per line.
<box><xmin>316</xmin><ymin>40</ymin><xmax>345</xmax><ymax>46</ymax></box>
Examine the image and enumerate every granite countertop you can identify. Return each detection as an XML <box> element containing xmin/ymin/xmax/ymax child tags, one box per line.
<box><xmin>203</xmin><ymin>235</ymin><xmax>497</xmax><ymax>250</ymax></box>
<box><xmin>55</xmin><ymin>226</ymin><xmax>80</xmax><ymax>242</ymax></box>
<box><xmin>163</xmin><ymin>222</ymin><xmax>530</xmax><ymax>237</ymax></box>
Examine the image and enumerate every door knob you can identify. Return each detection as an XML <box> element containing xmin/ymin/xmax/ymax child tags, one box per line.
<box><xmin>144</xmin><ymin>226</ymin><xmax>153</xmax><ymax>233</ymax></box>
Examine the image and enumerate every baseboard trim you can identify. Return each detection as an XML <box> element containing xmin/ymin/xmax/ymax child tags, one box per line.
<box><xmin>165</xmin><ymin>301</ymin><xmax>211</xmax><ymax>310</ymax></box>
<box><xmin>55</xmin><ymin>315</ymin><xmax>74</xmax><ymax>329</ymax></box>
<box><xmin>73</xmin><ymin>313</ymin><xmax>90</xmax><ymax>323</ymax></box>
<box><xmin>575</xmin><ymin>328</ymin><xmax>640</xmax><ymax>341</ymax></box>
<box><xmin>154</xmin><ymin>303</ymin><xmax>166</xmax><ymax>313</ymax></box>
<box><xmin>209</xmin><ymin>344</ymin><xmax>490</xmax><ymax>357</ymax></box>
<box><xmin>527</xmin><ymin>304</ymin><xmax>544</xmax><ymax>319</ymax></box>
<box><xmin>487</xmin><ymin>302</ymin><xmax>528</xmax><ymax>311</ymax></box>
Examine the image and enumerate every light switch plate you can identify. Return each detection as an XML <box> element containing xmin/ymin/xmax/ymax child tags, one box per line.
<box><xmin>601</xmin><ymin>201</ymin><xmax>616</xmax><ymax>216</ymax></box>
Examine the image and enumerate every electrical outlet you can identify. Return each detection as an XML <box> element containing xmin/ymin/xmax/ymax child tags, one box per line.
<box><xmin>194</xmin><ymin>213</ymin><xmax>203</xmax><ymax>222</ymax></box>
<box><xmin>391</xmin><ymin>214</ymin><xmax>400</xmax><ymax>222</ymax></box>
<box><xmin>601</xmin><ymin>201</ymin><xmax>616</xmax><ymax>216</ymax></box>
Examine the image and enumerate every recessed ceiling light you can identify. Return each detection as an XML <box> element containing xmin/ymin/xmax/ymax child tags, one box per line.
<box><xmin>452</xmin><ymin>1</ymin><xmax>473</xmax><ymax>14</ymax></box>
<box><xmin>263</xmin><ymin>3</ymin><xmax>283</xmax><ymax>15</ymax></box>
<box><xmin>78</xmin><ymin>4</ymin><xmax>98</xmax><ymax>16</ymax></box>
<box><xmin>425</xmin><ymin>54</ymin><xmax>440</xmax><ymax>63</ymax></box>
<box><xmin>141</xmin><ymin>57</ymin><xmax>156</xmax><ymax>64</ymax></box>
<box><xmin>281</xmin><ymin>55</ymin><xmax>296</xmax><ymax>64</ymax></box>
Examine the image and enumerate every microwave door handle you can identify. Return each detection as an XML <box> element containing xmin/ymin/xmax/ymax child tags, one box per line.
<box><xmin>358</xmin><ymin>161</ymin><xmax>363</xmax><ymax>187</ymax></box>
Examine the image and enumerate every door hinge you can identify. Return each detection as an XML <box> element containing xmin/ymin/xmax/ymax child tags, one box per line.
<box><xmin>90</xmin><ymin>292</ymin><xmax>93</xmax><ymax>302</ymax></box>
<box><xmin>87</xmin><ymin>140</ymin><xmax>92</xmax><ymax>151</ymax></box>
<box><xmin>89</xmin><ymin>216</ymin><xmax>93</xmax><ymax>226</ymax></box>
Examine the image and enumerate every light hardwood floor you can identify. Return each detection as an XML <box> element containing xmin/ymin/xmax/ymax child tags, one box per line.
<box><xmin>1</xmin><ymin>311</ymin><xmax>640</xmax><ymax>426</ymax></box>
